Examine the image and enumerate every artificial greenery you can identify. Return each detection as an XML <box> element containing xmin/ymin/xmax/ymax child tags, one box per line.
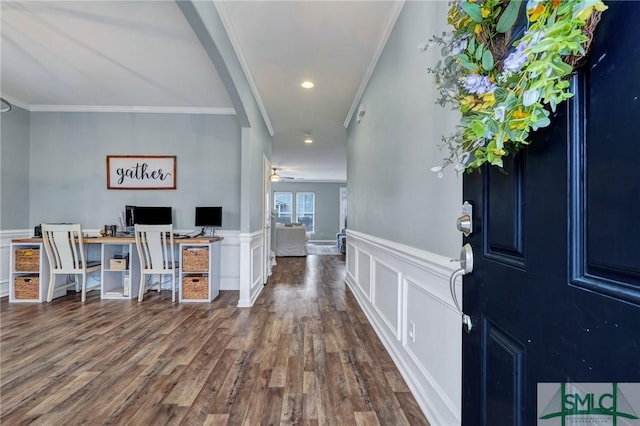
<box><xmin>427</xmin><ymin>0</ymin><xmax>607</xmax><ymax>175</ymax></box>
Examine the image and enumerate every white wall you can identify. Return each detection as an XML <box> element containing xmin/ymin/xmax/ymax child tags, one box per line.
<box><xmin>28</xmin><ymin>112</ymin><xmax>241</xmax><ymax>231</ymax></box>
<box><xmin>347</xmin><ymin>1</ymin><xmax>461</xmax><ymax>257</ymax></box>
<box><xmin>345</xmin><ymin>1</ymin><xmax>464</xmax><ymax>424</ymax></box>
<box><xmin>1</xmin><ymin>105</ymin><xmax>30</xmax><ymax>230</ymax></box>
<box><xmin>1</xmin><ymin>108</ymin><xmax>248</xmax><ymax>295</ymax></box>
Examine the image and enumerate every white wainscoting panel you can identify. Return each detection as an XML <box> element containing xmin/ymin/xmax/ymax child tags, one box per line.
<box><xmin>345</xmin><ymin>229</ymin><xmax>462</xmax><ymax>426</ymax></box>
<box><xmin>216</xmin><ymin>231</ymin><xmax>240</xmax><ymax>290</ymax></box>
<box><xmin>372</xmin><ymin>259</ymin><xmax>401</xmax><ymax>340</ymax></box>
<box><xmin>237</xmin><ymin>230</ymin><xmax>265</xmax><ymax>307</ymax></box>
<box><xmin>251</xmin><ymin>241</ymin><xmax>264</xmax><ymax>290</ymax></box>
<box><xmin>357</xmin><ymin>249</ymin><xmax>371</xmax><ymax>300</ymax></box>
<box><xmin>347</xmin><ymin>242</ymin><xmax>356</xmax><ymax>277</ymax></box>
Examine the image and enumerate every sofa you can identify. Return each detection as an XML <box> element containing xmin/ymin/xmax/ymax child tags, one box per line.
<box><xmin>275</xmin><ymin>223</ymin><xmax>309</xmax><ymax>256</ymax></box>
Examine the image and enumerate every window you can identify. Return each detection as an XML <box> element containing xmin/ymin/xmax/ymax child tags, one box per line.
<box><xmin>274</xmin><ymin>192</ymin><xmax>293</xmax><ymax>224</ymax></box>
<box><xmin>274</xmin><ymin>191</ymin><xmax>316</xmax><ymax>232</ymax></box>
<box><xmin>296</xmin><ymin>192</ymin><xmax>315</xmax><ymax>232</ymax></box>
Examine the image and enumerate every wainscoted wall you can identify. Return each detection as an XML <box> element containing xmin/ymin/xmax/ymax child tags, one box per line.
<box><xmin>345</xmin><ymin>230</ymin><xmax>462</xmax><ymax>426</ymax></box>
<box><xmin>237</xmin><ymin>230</ymin><xmax>266</xmax><ymax>307</ymax></box>
<box><xmin>215</xmin><ymin>230</ymin><xmax>240</xmax><ymax>291</ymax></box>
<box><xmin>1</xmin><ymin>229</ymin><xmax>242</xmax><ymax>298</ymax></box>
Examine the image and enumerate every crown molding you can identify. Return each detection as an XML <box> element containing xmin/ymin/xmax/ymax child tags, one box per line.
<box><xmin>344</xmin><ymin>0</ymin><xmax>405</xmax><ymax>128</ymax></box>
<box><xmin>215</xmin><ymin>1</ymin><xmax>275</xmax><ymax>137</ymax></box>
<box><xmin>0</xmin><ymin>95</ymin><xmax>29</xmax><ymax>111</ymax></box>
<box><xmin>26</xmin><ymin>105</ymin><xmax>236</xmax><ymax>114</ymax></box>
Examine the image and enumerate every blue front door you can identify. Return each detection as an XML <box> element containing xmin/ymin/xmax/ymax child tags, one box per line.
<box><xmin>462</xmin><ymin>3</ymin><xmax>640</xmax><ymax>424</ymax></box>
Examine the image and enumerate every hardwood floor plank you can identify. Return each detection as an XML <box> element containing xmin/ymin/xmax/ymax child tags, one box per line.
<box><xmin>395</xmin><ymin>391</ymin><xmax>431</xmax><ymax>426</ymax></box>
<box><xmin>340</xmin><ymin>349</ymin><xmax>373</xmax><ymax>412</ymax></box>
<box><xmin>354</xmin><ymin>411</ymin><xmax>382</xmax><ymax>426</ymax></box>
<box><xmin>268</xmin><ymin>365</ymin><xmax>287</xmax><ymax>388</ymax></box>
<box><xmin>262</xmin><ymin>387</ymin><xmax>284</xmax><ymax>426</ymax></box>
<box><xmin>203</xmin><ymin>413</ymin><xmax>230</xmax><ymax>426</ymax></box>
<box><xmin>1</xmin><ymin>256</ymin><xmax>430</xmax><ymax>425</ymax></box>
<box><xmin>286</xmin><ymin>355</ymin><xmax>304</xmax><ymax>394</ymax></box>
<box><xmin>179</xmin><ymin>348</ymin><xmax>239</xmax><ymax>423</ymax></box>
<box><xmin>326</xmin><ymin>351</ymin><xmax>355</xmax><ymax>425</ymax></box>
<box><xmin>302</xmin><ymin>371</ymin><xmax>318</xmax><ymax>421</ymax></box>
<box><xmin>24</xmin><ymin>371</ymin><xmax>101</xmax><ymax>420</ymax></box>
<box><xmin>96</xmin><ymin>358</ymin><xmax>176</xmax><ymax>423</ymax></box>
<box><xmin>280</xmin><ymin>392</ymin><xmax>304</xmax><ymax>425</ymax></box>
<box><xmin>239</xmin><ymin>369</ymin><xmax>271</xmax><ymax>426</ymax></box>
<box><xmin>312</xmin><ymin>333</ymin><xmax>338</xmax><ymax>426</ymax></box>
<box><xmin>224</xmin><ymin>362</ymin><xmax>261</xmax><ymax>425</ymax></box>
<box><xmin>209</xmin><ymin>350</ymin><xmax>256</xmax><ymax>414</ymax></box>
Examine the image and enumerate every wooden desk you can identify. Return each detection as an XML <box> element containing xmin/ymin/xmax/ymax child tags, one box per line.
<box><xmin>11</xmin><ymin>236</ymin><xmax>223</xmax><ymax>244</ymax></box>
<box><xmin>9</xmin><ymin>236</ymin><xmax>223</xmax><ymax>303</ymax></box>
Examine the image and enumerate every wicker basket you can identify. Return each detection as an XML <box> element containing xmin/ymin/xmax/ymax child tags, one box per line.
<box><xmin>182</xmin><ymin>248</ymin><xmax>209</xmax><ymax>272</ymax></box>
<box><xmin>15</xmin><ymin>248</ymin><xmax>40</xmax><ymax>272</ymax></box>
<box><xmin>15</xmin><ymin>275</ymin><xmax>39</xmax><ymax>299</ymax></box>
<box><xmin>182</xmin><ymin>275</ymin><xmax>209</xmax><ymax>299</ymax></box>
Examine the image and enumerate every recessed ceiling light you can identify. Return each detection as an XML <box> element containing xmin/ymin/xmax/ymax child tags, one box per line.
<box><xmin>301</xmin><ymin>81</ymin><xmax>314</xmax><ymax>89</ymax></box>
<box><xmin>304</xmin><ymin>131</ymin><xmax>313</xmax><ymax>144</ymax></box>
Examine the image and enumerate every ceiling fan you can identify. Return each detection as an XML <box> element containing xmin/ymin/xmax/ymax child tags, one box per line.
<box><xmin>270</xmin><ymin>168</ymin><xmax>296</xmax><ymax>182</ymax></box>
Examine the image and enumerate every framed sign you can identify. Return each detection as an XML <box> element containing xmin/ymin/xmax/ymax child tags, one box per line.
<box><xmin>106</xmin><ymin>155</ymin><xmax>176</xmax><ymax>190</ymax></box>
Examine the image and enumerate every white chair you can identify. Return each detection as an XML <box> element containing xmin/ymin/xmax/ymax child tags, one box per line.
<box><xmin>41</xmin><ymin>223</ymin><xmax>101</xmax><ymax>302</ymax></box>
<box><xmin>134</xmin><ymin>224</ymin><xmax>178</xmax><ymax>302</ymax></box>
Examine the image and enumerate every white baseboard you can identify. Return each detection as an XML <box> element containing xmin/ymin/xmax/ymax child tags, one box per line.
<box><xmin>307</xmin><ymin>239</ymin><xmax>335</xmax><ymax>244</ymax></box>
<box><xmin>345</xmin><ymin>230</ymin><xmax>462</xmax><ymax>426</ymax></box>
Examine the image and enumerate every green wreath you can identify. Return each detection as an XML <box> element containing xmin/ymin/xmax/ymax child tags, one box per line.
<box><xmin>427</xmin><ymin>0</ymin><xmax>607</xmax><ymax>175</ymax></box>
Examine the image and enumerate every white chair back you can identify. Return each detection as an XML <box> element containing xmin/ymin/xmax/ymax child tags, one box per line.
<box><xmin>41</xmin><ymin>223</ymin><xmax>86</xmax><ymax>273</ymax></box>
<box><xmin>41</xmin><ymin>223</ymin><xmax>99</xmax><ymax>302</ymax></box>
<box><xmin>134</xmin><ymin>224</ymin><xmax>175</xmax><ymax>272</ymax></box>
<box><xmin>134</xmin><ymin>224</ymin><xmax>177</xmax><ymax>302</ymax></box>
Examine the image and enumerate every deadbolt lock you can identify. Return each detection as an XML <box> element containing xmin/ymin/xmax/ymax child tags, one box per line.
<box><xmin>456</xmin><ymin>201</ymin><xmax>473</xmax><ymax>237</ymax></box>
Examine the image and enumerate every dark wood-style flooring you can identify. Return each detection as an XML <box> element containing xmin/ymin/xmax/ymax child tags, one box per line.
<box><xmin>1</xmin><ymin>254</ymin><xmax>429</xmax><ymax>425</ymax></box>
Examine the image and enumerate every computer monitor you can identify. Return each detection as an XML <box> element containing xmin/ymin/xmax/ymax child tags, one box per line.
<box><xmin>195</xmin><ymin>206</ymin><xmax>222</xmax><ymax>235</ymax></box>
<box><xmin>125</xmin><ymin>205</ymin><xmax>136</xmax><ymax>227</ymax></box>
<box><xmin>133</xmin><ymin>206</ymin><xmax>172</xmax><ymax>225</ymax></box>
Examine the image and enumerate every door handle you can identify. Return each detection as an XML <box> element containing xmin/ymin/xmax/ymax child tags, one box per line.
<box><xmin>449</xmin><ymin>243</ymin><xmax>473</xmax><ymax>332</ymax></box>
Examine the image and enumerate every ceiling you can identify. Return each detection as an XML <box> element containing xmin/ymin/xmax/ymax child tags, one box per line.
<box><xmin>1</xmin><ymin>1</ymin><xmax>404</xmax><ymax>182</ymax></box>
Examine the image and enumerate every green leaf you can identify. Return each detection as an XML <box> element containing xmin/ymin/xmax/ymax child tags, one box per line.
<box><xmin>460</xmin><ymin>61</ymin><xmax>479</xmax><ymax>71</ymax></box>
<box><xmin>496</xmin><ymin>0</ymin><xmax>521</xmax><ymax>33</ymax></box>
<box><xmin>454</xmin><ymin>53</ymin><xmax>470</xmax><ymax>63</ymax></box>
<box><xmin>471</xmin><ymin>121</ymin><xmax>486</xmax><ymax>139</ymax></box>
<box><xmin>461</xmin><ymin>2</ymin><xmax>484</xmax><ymax>22</ymax></box>
<box><xmin>534</xmin><ymin>117</ymin><xmax>551</xmax><ymax>129</ymax></box>
<box><xmin>494</xmin><ymin>87</ymin><xmax>509</xmax><ymax>102</ymax></box>
<box><xmin>475</xmin><ymin>45</ymin><xmax>483</xmax><ymax>61</ymax></box>
<box><xmin>482</xmin><ymin>50</ymin><xmax>494</xmax><ymax>71</ymax></box>
<box><xmin>495</xmin><ymin>132</ymin><xmax>505</xmax><ymax>150</ymax></box>
<box><xmin>468</xmin><ymin>37</ymin><xmax>476</xmax><ymax>53</ymax></box>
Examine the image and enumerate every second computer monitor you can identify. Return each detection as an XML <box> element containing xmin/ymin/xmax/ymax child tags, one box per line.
<box><xmin>133</xmin><ymin>206</ymin><xmax>173</xmax><ymax>225</ymax></box>
<box><xmin>195</xmin><ymin>206</ymin><xmax>222</xmax><ymax>235</ymax></box>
